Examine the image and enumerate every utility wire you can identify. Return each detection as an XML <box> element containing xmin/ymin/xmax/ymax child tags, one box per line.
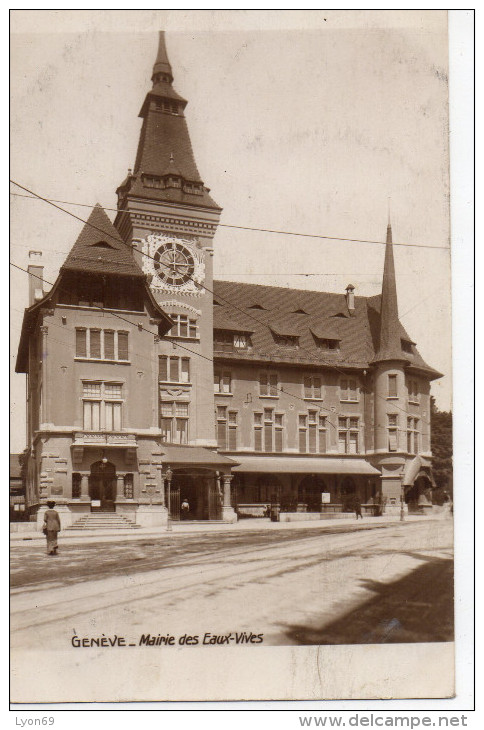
<box><xmin>10</xmin><ymin>189</ymin><xmax>450</xmax><ymax>252</ymax></box>
<box><xmin>10</xmin><ymin>180</ymin><xmax>435</xmax><ymax>425</ymax></box>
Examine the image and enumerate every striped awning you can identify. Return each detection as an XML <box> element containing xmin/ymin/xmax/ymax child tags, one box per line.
<box><xmin>231</xmin><ymin>456</ymin><xmax>380</xmax><ymax>475</ymax></box>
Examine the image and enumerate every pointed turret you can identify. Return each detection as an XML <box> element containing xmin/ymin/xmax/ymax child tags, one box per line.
<box><xmin>372</xmin><ymin>217</ymin><xmax>408</xmax><ymax>363</ymax></box>
<box><xmin>152</xmin><ymin>31</ymin><xmax>173</xmax><ymax>84</ymax></box>
<box><xmin>116</xmin><ymin>32</ymin><xmax>220</xmax><ymax>212</ymax></box>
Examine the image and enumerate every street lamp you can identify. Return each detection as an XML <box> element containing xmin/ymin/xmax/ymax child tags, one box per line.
<box><xmin>164</xmin><ymin>466</ymin><xmax>173</xmax><ymax>532</ymax></box>
<box><xmin>400</xmin><ymin>482</ymin><xmax>405</xmax><ymax>522</ymax></box>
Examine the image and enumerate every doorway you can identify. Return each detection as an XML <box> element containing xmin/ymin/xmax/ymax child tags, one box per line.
<box><xmin>89</xmin><ymin>461</ymin><xmax>116</xmax><ymax>512</ymax></box>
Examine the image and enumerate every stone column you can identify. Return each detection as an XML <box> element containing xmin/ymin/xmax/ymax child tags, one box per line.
<box><xmin>159</xmin><ymin>472</ymin><xmax>166</xmax><ymax>507</ymax></box>
<box><xmin>221</xmin><ymin>474</ymin><xmax>237</xmax><ymax>523</ymax></box>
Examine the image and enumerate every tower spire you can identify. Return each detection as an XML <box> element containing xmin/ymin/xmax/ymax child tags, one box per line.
<box><xmin>152</xmin><ymin>31</ymin><xmax>173</xmax><ymax>84</ymax></box>
<box><xmin>373</xmin><ymin>214</ymin><xmax>406</xmax><ymax>363</ymax></box>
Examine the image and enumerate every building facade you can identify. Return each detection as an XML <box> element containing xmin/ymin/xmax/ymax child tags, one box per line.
<box><xmin>16</xmin><ymin>32</ymin><xmax>442</xmax><ymax>528</ymax></box>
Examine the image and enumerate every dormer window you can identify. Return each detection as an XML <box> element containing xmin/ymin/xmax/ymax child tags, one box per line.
<box><xmin>248</xmin><ymin>304</ymin><xmax>267</xmax><ymax>311</ymax></box>
<box><xmin>214</xmin><ymin>329</ymin><xmax>252</xmax><ymax>353</ymax></box>
<box><xmin>401</xmin><ymin>339</ymin><xmax>414</xmax><ymax>354</ymax></box>
<box><xmin>316</xmin><ymin>337</ymin><xmax>339</xmax><ymax>351</ymax></box>
<box><xmin>273</xmin><ymin>333</ymin><xmax>299</xmax><ymax>349</ymax></box>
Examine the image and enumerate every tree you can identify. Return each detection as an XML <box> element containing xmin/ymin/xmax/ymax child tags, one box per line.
<box><xmin>430</xmin><ymin>396</ymin><xmax>453</xmax><ymax>502</ymax></box>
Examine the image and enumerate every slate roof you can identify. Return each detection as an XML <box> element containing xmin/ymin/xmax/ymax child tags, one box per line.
<box><xmin>61</xmin><ymin>204</ymin><xmax>145</xmax><ymax>278</ymax></box>
<box><xmin>212</xmin><ymin>280</ymin><xmax>442</xmax><ymax>378</ymax></box>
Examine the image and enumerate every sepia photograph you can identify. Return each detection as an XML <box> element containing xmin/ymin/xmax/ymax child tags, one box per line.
<box><xmin>9</xmin><ymin>9</ymin><xmax>466</xmax><ymax>705</ymax></box>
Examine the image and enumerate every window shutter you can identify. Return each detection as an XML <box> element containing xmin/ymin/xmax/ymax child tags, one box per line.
<box><xmin>159</xmin><ymin>356</ymin><xmax>168</xmax><ymax>381</ymax></box>
<box><xmin>170</xmin><ymin>357</ymin><xmax>180</xmax><ymax>382</ymax></box>
<box><xmin>90</xmin><ymin>330</ymin><xmax>101</xmax><ymax>358</ymax></box>
<box><xmin>181</xmin><ymin>358</ymin><xmax>190</xmax><ymax>382</ymax></box>
<box><xmin>228</xmin><ymin>426</ymin><xmax>237</xmax><ymax>450</ymax></box>
<box><xmin>308</xmin><ymin>425</ymin><xmax>317</xmax><ymax>453</ymax></box>
<box><xmin>264</xmin><ymin>424</ymin><xmax>273</xmax><ymax>452</ymax></box>
<box><xmin>76</xmin><ymin>329</ymin><xmax>87</xmax><ymax>357</ymax></box>
<box><xmin>299</xmin><ymin>429</ymin><xmax>306</xmax><ymax>453</ymax></box>
<box><xmin>113</xmin><ymin>402</ymin><xmax>122</xmax><ymax>431</ymax></box>
<box><xmin>104</xmin><ymin>331</ymin><xmax>115</xmax><ymax>359</ymax></box>
<box><xmin>118</xmin><ymin>332</ymin><xmax>128</xmax><ymax>361</ymax></box>
<box><xmin>275</xmin><ymin>429</ymin><xmax>283</xmax><ymax>452</ymax></box>
<box><xmin>217</xmin><ymin>422</ymin><xmax>227</xmax><ymax>449</ymax></box>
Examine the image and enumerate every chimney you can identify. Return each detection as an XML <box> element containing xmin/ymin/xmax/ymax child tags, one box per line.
<box><xmin>345</xmin><ymin>283</ymin><xmax>355</xmax><ymax>313</ymax></box>
<box><xmin>27</xmin><ymin>250</ymin><xmax>44</xmax><ymax>306</ymax></box>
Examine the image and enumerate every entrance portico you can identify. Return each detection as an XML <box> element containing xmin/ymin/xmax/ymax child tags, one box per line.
<box><xmin>160</xmin><ymin>444</ymin><xmax>238</xmax><ymax>522</ymax></box>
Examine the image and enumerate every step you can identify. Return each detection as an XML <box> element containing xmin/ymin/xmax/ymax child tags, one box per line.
<box><xmin>67</xmin><ymin>514</ymin><xmax>141</xmax><ymax>530</ymax></box>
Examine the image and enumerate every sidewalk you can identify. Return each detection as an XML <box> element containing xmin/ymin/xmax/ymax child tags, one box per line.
<box><xmin>10</xmin><ymin>512</ymin><xmax>448</xmax><ymax>546</ymax></box>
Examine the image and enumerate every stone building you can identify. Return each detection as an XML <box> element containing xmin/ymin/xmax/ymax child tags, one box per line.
<box><xmin>15</xmin><ymin>32</ymin><xmax>442</xmax><ymax>528</ymax></box>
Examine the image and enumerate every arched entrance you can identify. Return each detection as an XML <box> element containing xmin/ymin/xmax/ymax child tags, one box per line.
<box><xmin>298</xmin><ymin>475</ymin><xmax>327</xmax><ymax>512</ymax></box>
<box><xmin>89</xmin><ymin>461</ymin><xmax>116</xmax><ymax>512</ymax></box>
<box><xmin>405</xmin><ymin>474</ymin><xmax>433</xmax><ymax>512</ymax></box>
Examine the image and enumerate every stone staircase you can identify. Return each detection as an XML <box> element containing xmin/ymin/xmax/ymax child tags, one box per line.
<box><xmin>67</xmin><ymin>513</ymin><xmax>141</xmax><ymax>531</ymax></box>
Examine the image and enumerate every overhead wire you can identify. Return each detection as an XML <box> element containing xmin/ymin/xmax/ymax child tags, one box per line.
<box><xmin>10</xmin><ymin>188</ymin><xmax>450</xmax><ymax>251</ymax></box>
<box><xmin>10</xmin><ymin>180</ymin><xmax>434</xmax><ymax>427</ymax></box>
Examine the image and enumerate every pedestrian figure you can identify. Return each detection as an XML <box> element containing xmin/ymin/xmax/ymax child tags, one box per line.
<box><xmin>43</xmin><ymin>501</ymin><xmax>61</xmax><ymax>555</ymax></box>
<box><xmin>354</xmin><ymin>495</ymin><xmax>363</xmax><ymax>520</ymax></box>
<box><xmin>181</xmin><ymin>498</ymin><xmax>190</xmax><ymax>520</ymax></box>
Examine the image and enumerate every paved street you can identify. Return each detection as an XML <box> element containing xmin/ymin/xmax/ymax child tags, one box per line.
<box><xmin>11</xmin><ymin>518</ymin><xmax>453</xmax><ymax>649</ymax></box>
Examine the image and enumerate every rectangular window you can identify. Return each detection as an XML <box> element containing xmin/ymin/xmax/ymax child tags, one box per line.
<box><xmin>76</xmin><ymin>329</ymin><xmax>129</xmax><ymax>361</ymax></box>
<box><xmin>338</xmin><ymin>416</ymin><xmax>360</xmax><ymax>454</ymax></box>
<box><xmin>319</xmin><ymin>415</ymin><xmax>327</xmax><ymax>454</ymax></box>
<box><xmin>168</xmin><ymin>314</ymin><xmax>199</xmax><ymax>339</ymax></box>
<box><xmin>82</xmin><ymin>381</ymin><xmax>123</xmax><ymax>431</ymax></box>
<box><xmin>117</xmin><ymin>332</ymin><xmax>129</xmax><ymax>361</ymax></box>
<box><xmin>407</xmin><ymin>417</ymin><xmax>420</xmax><ymax>454</ymax></box>
<box><xmin>274</xmin><ymin>413</ymin><xmax>284</xmax><ymax>452</ymax></box>
<box><xmin>160</xmin><ymin>356</ymin><xmax>191</xmax><ymax>383</ymax></box>
<box><xmin>104</xmin><ymin>330</ymin><xmax>115</xmax><ymax>360</ymax></box>
<box><xmin>408</xmin><ymin>379</ymin><xmax>420</xmax><ymax>403</ymax></box>
<box><xmin>90</xmin><ymin>330</ymin><xmax>101</xmax><ymax>359</ymax></box>
<box><xmin>259</xmin><ymin>372</ymin><xmax>278</xmax><ymax>397</ymax></box>
<box><xmin>299</xmin><ymin>414</ymin><xmax>308</xmax><ymax>453</ymax></box>
<box><xmin>304</xmin><ymin>375</ymin><xmax>322</xmax><ymax>399</ymax></box>
<box><xmin>388</xmin><ymin>374</ymin><xmax>398</xmax><ymax>398</ymax></box>
<box><xmin>75</xmin><ymin>329</ymin><xmax>87</xmax><ymax>358</ymax></box>
<box><xmin>340</xmin><ymin>378</ymin><xmax>359</xmax><ymax>402</ymax></box>
<box><xmin>388</xmin><ymin>414</ymin><xmax>398</xmax><ymax>452</ymax></box>
<box><xmin>254</xmin><ymin>412</ymin><xmax>263</xmax><ymax>452</ymax></box>
<box><xmin>228</xmin><ymin>411</ymin><xmax>237</xmax><ymax>450</ymax></box>
<box><xmin>160</xmin><ymin>401</ymin><xmax>190</xmax><ymax>444</ymax></box>
<box><xmin>214</xmin><ymin>370</ymin><xmax>232</xmax><ymax>394</ymax></box>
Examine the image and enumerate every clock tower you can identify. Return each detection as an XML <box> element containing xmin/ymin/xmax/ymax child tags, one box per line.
<box><xmin>115</xmin><ymin>32</ymin><xmax>222</xmax><ymax>447</ymax></box>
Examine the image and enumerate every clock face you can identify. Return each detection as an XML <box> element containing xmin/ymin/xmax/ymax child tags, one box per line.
<box><xmin>153</xmin><ymin>241</ymin><xmax>195</xmax><ymax>287</ymax></box>
<box><xmin>142</xmin><ymin>233</ymin><xmax>205</xmax><ymax>296</ymax></box>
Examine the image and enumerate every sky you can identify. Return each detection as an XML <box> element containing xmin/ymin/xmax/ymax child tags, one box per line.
<box><xmin>10</xmin><ymin>10</ymin><xmax>453</xmax><ymax>453</ymax></box>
